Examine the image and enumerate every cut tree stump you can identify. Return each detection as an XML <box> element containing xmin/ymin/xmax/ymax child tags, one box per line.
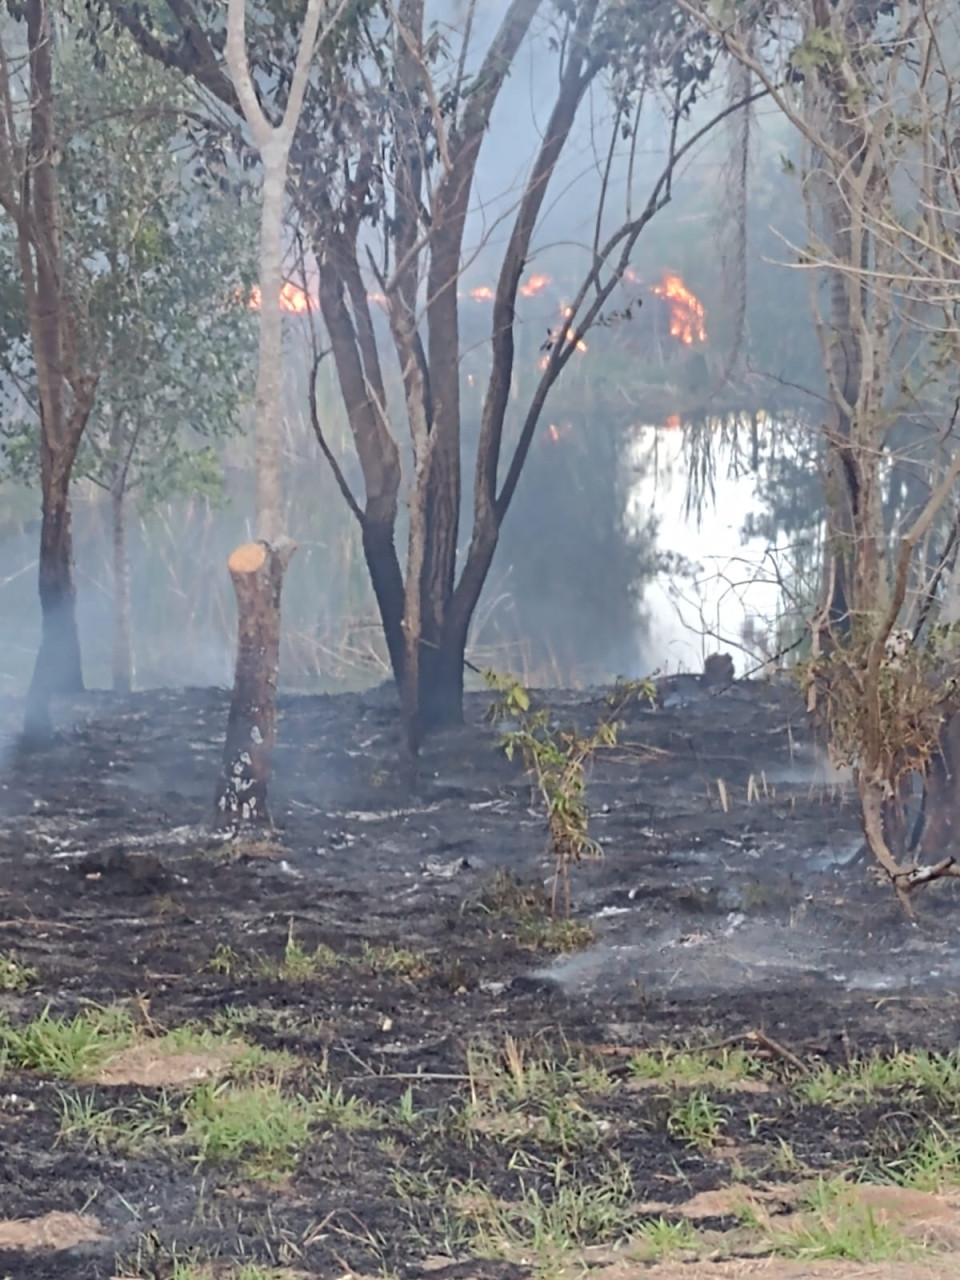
<box><xmin>215</xmin><ymin>537</ymin><xmax>296</xmax><ymax>829</ymax></box>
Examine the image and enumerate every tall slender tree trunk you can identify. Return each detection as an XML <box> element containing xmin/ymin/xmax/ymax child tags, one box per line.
<box><xmin>215</xmin><ymin>150</ymin><xmax>295</xmax><ymax>828</ymax></box>
<box><xmin>24</xmin><ymin>451</ymin><xmax>83</xmax><ymax>739</ymax></box>
<box><xmin>15</xmin><ymin>0</ymin><xmax>96</xmax><ymax>742</ymax></box>
<box><xmin>218</xmin><ymin>0</ymin><xmax>324</xmax><ymax>825</ymax></box>
<box><xmin>111</xmin><ymin>472</ymin><xmax>132</xmax><ymax>694</ymax></box>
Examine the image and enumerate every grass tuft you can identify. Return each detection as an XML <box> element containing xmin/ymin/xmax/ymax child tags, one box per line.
<box><xmin>0</xmin><ymin>1004</ymin><xmax>133</xmax><ymax>1078</ymax></box>
<box><xmin>0</xmin><ymin>950</ymin><xmax>38</xmax><ymax>992</ymax></box>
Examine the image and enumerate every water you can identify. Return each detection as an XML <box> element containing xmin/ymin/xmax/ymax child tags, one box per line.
<box><xmin>628</xmin><ymin>425</ymin><xmax>785</xmax><ymax>676</ymax></box>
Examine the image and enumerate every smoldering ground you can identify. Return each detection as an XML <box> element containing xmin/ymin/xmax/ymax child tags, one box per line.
<box><xmin>2</xmin><ymin>678</ymin><xmax>960</xmax><ymax>1277</ymax></box>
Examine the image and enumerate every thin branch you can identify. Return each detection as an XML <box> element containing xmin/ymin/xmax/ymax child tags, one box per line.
<box><xmin>307</xmin><ymin>348</ymin><xmax>365</xmax><ymax>524</ymax></box>
<box><xmin>494</xmin><ymin>83</ymin><xmax>770</xmax><ymax>520</ymax></box>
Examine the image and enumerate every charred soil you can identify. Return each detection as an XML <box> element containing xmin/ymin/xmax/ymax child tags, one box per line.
<box><xmin>1</xmin><ymin>680</ymin><xmax>960</xmax><ymax>1279</ymax></box>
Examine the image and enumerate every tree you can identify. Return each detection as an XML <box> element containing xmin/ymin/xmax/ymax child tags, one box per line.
<box><xmin>1</xmin><ymin>28</ymin><xmax>258</xmax><ymax>694</ymax></box>
<box><xmin>0</xmin><ymin>0</ymin><xmax>98</xmax><ymax>737</ymax></box>
<box><xmin>214</xmin><ymin>0</ymin><xmax>341</xmax><ymax>827</ymax></box>
<box><xmin>682</xmin><ymin>0</ymin><xmax>960</xmax><ymax>907</ymax></box>
<box><xmin>107</xmin><ymin>0</ymin><xmax>755</xmax><ymax>751</ymax></box>
<box><xmin>302</xmin><ymin>2</ymin><xmax>751</xmax><ymax>752</ymax></box>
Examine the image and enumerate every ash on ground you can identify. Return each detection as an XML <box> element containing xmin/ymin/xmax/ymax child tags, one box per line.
<box><xmin>1</xmin><ymin>673</ymin><xmax>956</xmax><ymax>1008</ymax></box>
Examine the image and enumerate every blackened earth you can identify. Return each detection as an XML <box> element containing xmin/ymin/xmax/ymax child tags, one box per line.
<box><xmin>0</xmin><ymin>678</ymin><xmax>959</xmax><ymax>1279</ymax></box>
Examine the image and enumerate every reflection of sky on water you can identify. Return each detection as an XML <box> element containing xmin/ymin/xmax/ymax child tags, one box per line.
<box><xmin>629</xmin><ymin>427</ymin><xmax>784</xmax><ymax>676</ymax></box>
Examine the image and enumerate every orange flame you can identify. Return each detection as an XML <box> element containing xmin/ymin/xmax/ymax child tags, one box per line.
<box><xmin>248</xmin><ymin>282</ymin><xmax>318</xmax><ymax>313</ymax></box>
<box><xmin>519</xmin><ymin>273</ymin><xmax>551</xmax><ymax>298</ymax></box>
<box><xmin>469</xmin><ymin>285</ymin><xmax>495</xmax><ymax>302</ymax></box>
<box><xmin>651</xmin><ymin>270</ymin><xmax>706</xmax><ymax>345</ymax></box>
<box><xmin>665</xmin><ymin>413</ymin><xmax>682</xmax><ymax>430</ymax></box>
<box><xmin>546</xmin><ymin>422</ymin><xmax>573</xmax><ymax>443</ymax></box>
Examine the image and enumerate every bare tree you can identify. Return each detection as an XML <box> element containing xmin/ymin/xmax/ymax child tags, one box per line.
<box><xmin>682</xmin><ymin>0</ymin><xmax>960</xmax><ymax>908</ymax></box>
<box><xmin>301</xmin><ymin>1</ymin><xmax>751</xmax><ymax>752</ymax></box>
<box><xmin>0</xmin><ymin>1</ymin><xmax>98</xmax><ymax>738</ymax></box>
<box><xmin>214</xmin><ymin>0</ymin><xmax>332</xmax><ymax>828</ymax></box>
<box><xmin>108</xmin><ymin>0</ymin><xmax>752</xmax><ymax>754</ymax></box>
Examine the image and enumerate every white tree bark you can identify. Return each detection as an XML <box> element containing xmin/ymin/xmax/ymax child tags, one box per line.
<box><xmin>223</xmin><ymin>0</ymin><xmax>329</xmax><ymax>541</ymax></box>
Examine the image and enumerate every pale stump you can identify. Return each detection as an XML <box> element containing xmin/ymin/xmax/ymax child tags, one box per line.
<box><xmin>215</xmin><ymin>538</ymin><xmax>295</xmax><ymax>829</ymax></box>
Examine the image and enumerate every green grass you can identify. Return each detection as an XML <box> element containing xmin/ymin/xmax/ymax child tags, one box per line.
<box><xmin>796</xmin><ymin>1050</ymin><xmax>960</xmax><ymax>1108</ymax></box>
<box><xmin>0</xmin><ymin>1004</ymin><xmax>133</xmax><ymax>1078</ymax></box>
<box><xmin>181</xmin><ymin>1080</ymin><xmax>316</xmax><ymax>1178</ymax></box>
<box><xmin>516</xmin><ymin>917</ymin><xmax>595</xmax><ymax>953</ymax></box>
<box><xmin>118</xmin><ymin>1254</ymin><xmax>302</xmax><ymax>1280</ymax></box>
<box><xmin>466</xmin><ymin>1035</ymin><xmax>614</xmax><ymax>1107</ymax></box>
<box><xmin>629</xmin><ymin>1045</ymin><xmax>764</xmax><ymax>1087</ymax></box>
<box><xmin>634</xmin><ymin>1215</ymin><xmax>700</xmax><ymax>1258</ymax></box>
<box><xmin>171</xmin><ymin>1267</ymin><xmax>302</xmax><ymax>1280</ymax></box>
<box><xmin>358</xmin><ymin>940</ymin><xmax>431</xmax><ymax>977</ymax></box>
<box><xmin>472</xmin><ymin>869</ymin><xmax>595</xmax><ymax>954</ymax></box>
<box><xmin>153</xmin><ymin>1022</ymin><xmax>297</xmax><ymax>1076</ymax></box>
<box><xmin>58</xmin><ymin>1067</ymin><xmax>382</xmax><ymax>1179</ymax></box>
<box><xmin>0</xmin><ymin>950</ymin><xmax>38</xmax><ymax>992</ymax></box>
<box><xmin>253</xmin><ymin>922</ymin><xmax>342</xmax><ymax>981</ymax></box>
<box><xmin>770</xmin><ymin>1178</ymin><xmax>924</xmax><ymax>1262</ymax></box>
<box><xmin>217</xmin><ymin>921</ymin><xmax>432</xmax><ymax>983</ymax></box>
<box><xmin>459</xmin><ymin>1160</ymin><xmax>639</xmax><ymax>1263</ymax></box>
<box><xmin>461</xmin><ymin>1039</ymin><xmax>615</xmax><ymax>1153</ymax></box>
<box><xmin>869</xmin><ymin>1119</ymin><xmax>960</xmax><ymax>1192</ymax></box>
<box><xmin>313</xmin><ymin>1080</ymin><xmax>381</xmax><ymax>1129</ymax></box>
<box><xmin>666</xmin><ymin>1090</ymin><xmax>729</xmax><ymax>1149</ymax></box>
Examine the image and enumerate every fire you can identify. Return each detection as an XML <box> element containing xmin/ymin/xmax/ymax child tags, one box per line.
<box><xmin>546</xmin><ymin>422</ymin><xmax>573</xmax><ymax>443</ymax></box>
<box><xmin>468</xmin><ymin>273</ymin><xmax>552</xmax><ymax>302</ymax></box>
<box><xmin>248</xmin><ymin>282</ymin><xmax>318</xmax><ymax>313</ymax></box>
<box><xmin>519</xmin><ymin>273</ymin><xmax>551</xmax><ymax>298</ymax></box>
<box><xmin>665</xmin><ymin>413</ymin><xmax>682</xmax><ymax>430</ymax></box>
<box><xmin>651</xmin><ymin>270</ymin><xmax>706</xmax><ymax>345</ymax></box>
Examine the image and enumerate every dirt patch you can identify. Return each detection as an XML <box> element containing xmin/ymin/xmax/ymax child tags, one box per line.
<box><xmin>639</xmin><ymin>1183</ymin><xmax>801</xmax><ymax>1222</ymax></box>
<box><xmin>600</xmin><ymin>1261</ymin><xmax>960</xmax><ymax>1279</ymax></box>
<box><xmin>97</xmin><ymin>1042</ymin><xmax>239</xmax><ymax>1087</ymax></box>
<box><xmin>0</xmin><ymin>1211</ymin><xmax>104</xmax><ymax>1250</ymax></box>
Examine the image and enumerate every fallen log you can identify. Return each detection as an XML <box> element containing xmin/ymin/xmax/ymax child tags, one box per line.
<box><xmin>215</xmin><ymin>537</ymin><xmax>295</xmax><ymax>830</ymax></box>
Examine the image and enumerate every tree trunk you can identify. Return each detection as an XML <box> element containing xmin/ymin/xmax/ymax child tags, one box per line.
<box><xmin>252</xmin><ymin>147</ymin><xmax>287</xmax><ymax>543</ymax></box>
<box><xmin>419</xmin><ymin>632</ymin><xmax>466</xmax><ymax>731</ymax></box>
<box><xmin>216</xmin><ymin>538</ymin><xmax>296</xmax><ymax>829</ymax></box>
<box><xmin>914</xmin><ymin>711</ymin><xmax>960</xmax><ymax>864</ymax></box>
<box><xmin>362</xmin><ymin>518</ymin><xmax>406</xmax><ymax>686</ymax></box>
<box><xmin>419</xmin><ymin>522</ymin><xmax>500</xmax><ymax>731</ymax></box>
<box><xmin>111</xmin><ymin>475</ymin><xmax>133</xmax><ymax>694</ymax></box>
<box><xmin>23</xmin><ymin>459</ymin><xmax>83</xmax><ymax>741</ymax></box>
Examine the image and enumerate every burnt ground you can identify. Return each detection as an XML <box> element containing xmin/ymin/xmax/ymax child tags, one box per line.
<box><xmin>1</xmin><ymin>678</ymin><xmax>960</xmax><ymax>1279</ymax></box>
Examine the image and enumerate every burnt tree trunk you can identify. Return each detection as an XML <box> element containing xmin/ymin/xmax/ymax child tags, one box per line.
<box><xmin>362</xmin><ymin>517</ymin><xmax>406</xmax><ymax>687</ymax></box>
<box><xmin>215</xmin><ymin>538</ymin><xmax>296</xmax><ymax>829</ymax></box>
<box><xmin>419</xmin><ymin>525</ymin><xmax>500</xmax><ymax>732</ymax></box>
<box><xmin>23</xmin><ymin>458</ymin><xmax>84</xmax><ymax>741</ymax></box>
<box><xmin>419</xmin><ymin>620</ymin><xmax>469</xmax><ymax>732</ymax></box>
